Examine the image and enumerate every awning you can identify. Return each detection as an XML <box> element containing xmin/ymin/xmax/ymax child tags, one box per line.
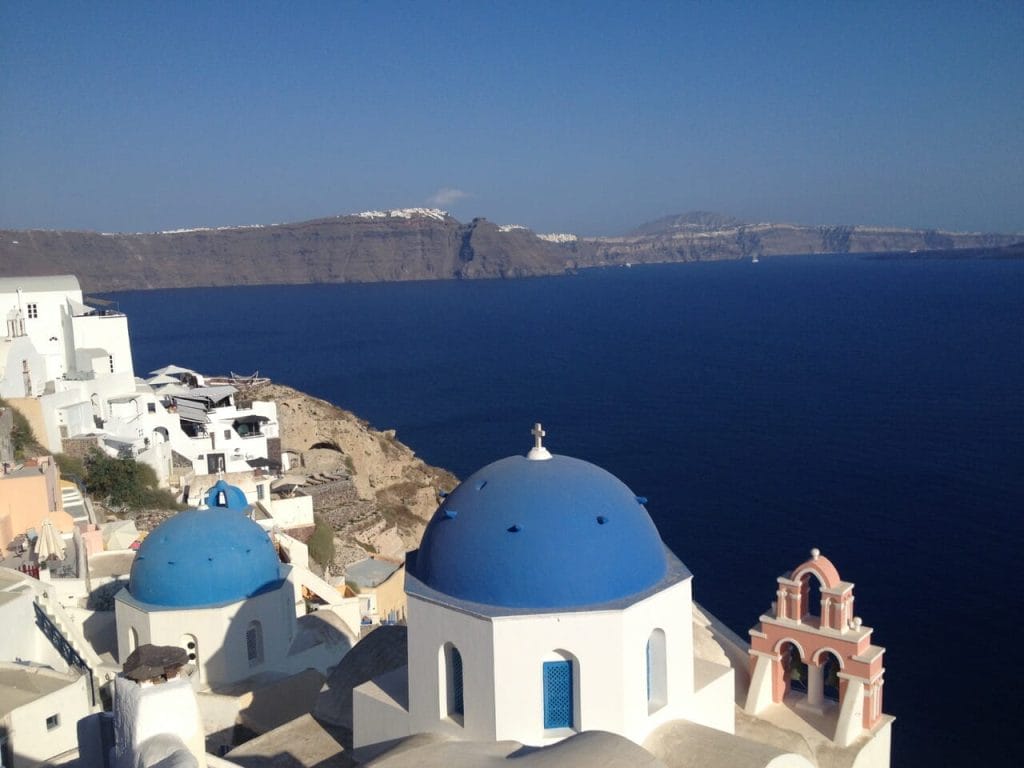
<box><xmin>150</xmin><ymin>364</ymin><xmax>197</xmax><ymax>376</ymax></box>
<box><xmin>234</xmin><ymin>414</ymin><xmax>271</xmax><ymax>424</ymax></box>
<box><xmin>187</xmin><ymin>385</ymin><xmax>237</xmax><ymax>402</ymax></box>
<box><xmin>247</xmin><ymin>457</ymin><xmax>281</xmax><ymax>470</ymax></box>
<box><xmin>271</xmin><ymin>474</ymin><xmax>308</xmax><ymax>489</ymax></box>
<box><xmin>173</xmin><ymin>400</ymin><xmax>210</xmax><ymax>423</ymax></box>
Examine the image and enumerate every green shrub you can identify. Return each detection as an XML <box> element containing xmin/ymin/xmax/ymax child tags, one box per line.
<box><xmin>0</xmin><ymin>398</ymin><xmax>45</xmax><ymax>459</ymax></box>
<box><xmin>54</xmin><ymin>452</ymin><xmax>87</xmax><ymax>481</ymax></box>
<box><xmin>83</xmin><ymin>448</ymin><xmax>182</xmax><ymax>510</ymax></box>
<box><xmin>308</xmin><ymin>514</ymin><xmax>336</xmax><ymax>570</ymax></box>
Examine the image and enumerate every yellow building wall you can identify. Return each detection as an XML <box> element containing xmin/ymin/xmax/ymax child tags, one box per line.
<box><xmin>0</xmin><ymin>456</ymin><xmax>72</xmax><ymax>551</ymax></box>
<box><xmin>372</xmin><ymin>564</ymin><xmax>407</xmax><ymax>623</ymax></box>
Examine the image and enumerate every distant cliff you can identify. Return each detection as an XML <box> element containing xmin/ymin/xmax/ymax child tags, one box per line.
<box><xmin>1</xmin><ymin>208</ymin><xmax>1018</xmax><ymax>292</ymax></box>
<box><xmin>581</xmin><ymin>211</ymin><xmax>1021</xmax><ymax>267</ymax></box>
<box><xmin>0</xmin><ymin>210</ymin><xmax>572</xmax><ymax>292</ymax></box>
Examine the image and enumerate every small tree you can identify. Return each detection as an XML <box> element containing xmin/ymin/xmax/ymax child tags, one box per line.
<box><xmin>83</xmin><ymin>448</ymin><xmax>181</xmax><ymax>510</ymax></box>
<box><xmin>54</xmin><ymin>452</ymin><xmax>87</xmax><ymax>481</ymax></box>
<box><xmin>308</xmin><ymin>514</ymin><xmax>336</xmax><ymax>571</ymax></box>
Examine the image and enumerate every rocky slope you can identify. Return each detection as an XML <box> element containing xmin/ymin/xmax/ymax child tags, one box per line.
<box><xmin>241</xmin><ymin>381</ymin><xmax>458</xmax><ymax>571</ymax></box>
<box><xmin>1</xmin><ymin>209</ymin><xmax>1018</xmax><ymax>292</ymax></box>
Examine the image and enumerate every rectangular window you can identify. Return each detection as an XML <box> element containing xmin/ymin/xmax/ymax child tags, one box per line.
<box><xmin>256</xmin><ymin>483</ymin><xmax>265</xmax><ymax>501</ymax></box>
<box><xmin>225</xmin><ymin>430</ymin><xmax>231</xmax><ymax>440</ymax></box>
<box><xmin>46</xmin><ymin>713</ymin><xmax>60</xmax><ymax>730</ymax></box>
<box><xmin>27</xmin><ymin>303</ymin><xmax>38</xmax><ymax>319</ymax></box>
<box><xmin>543</xmin><ymin>660</ymin><xmax>573</xmax><ymax>729</ymax></box>
<box><xmin>148</xmin><ymin>402</ymin><xmax>156</xmax><ymax>413</ymax></box>
<box><xmin>109</xmin><ymin>355</ymin><xmax>115</xmax><ymax>372</ymax></box>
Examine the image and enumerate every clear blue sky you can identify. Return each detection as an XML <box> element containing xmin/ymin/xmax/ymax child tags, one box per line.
<box><xmin>2</xmin><ymin>1</ymin><xmax>1022</xmax><ymax>236</ymax></box>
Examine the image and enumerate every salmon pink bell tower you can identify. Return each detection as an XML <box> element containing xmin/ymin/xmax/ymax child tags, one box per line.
<box><xmin>744</xmin><ymin>549</ymin><xmax>889</xmax><ymax>747</ymax></box>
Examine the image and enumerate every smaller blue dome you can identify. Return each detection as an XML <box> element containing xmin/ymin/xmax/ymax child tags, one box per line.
<box><xmin>203</xmin><ymin>479</ymin><xmax>249</xmax><ymax>511</ymax></box>
<box><xmin>129</xmin><ymin>509</ymin><xmax>282</xmax><ymax>607</ymax></box>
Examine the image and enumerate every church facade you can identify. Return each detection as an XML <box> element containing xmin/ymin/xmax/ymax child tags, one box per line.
<box><xmin>354</xmin><ymin>426</ymin><xmax>736</xmax><ymax>754</ymax></box>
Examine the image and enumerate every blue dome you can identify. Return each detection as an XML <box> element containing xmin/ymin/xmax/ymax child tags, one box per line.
<box><xmin>203</xmin><ymin>479</ymin><xmax>249</xmax><ymax>511</ymax></box>
<box><xmin>129</xmin><ymin>509</ymin><xmax>282</xmax><ymax>607</ymax></box>
<box><xmin>410</xmin><ymin>454</ymin><xmax>669</xmax><ymax>609</ymax></box>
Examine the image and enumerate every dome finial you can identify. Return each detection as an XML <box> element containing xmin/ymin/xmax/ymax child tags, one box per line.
<box><xmin>527</xmin><ymin>422</ymin><xmax>552</xmax><ymax>461</ymax></box>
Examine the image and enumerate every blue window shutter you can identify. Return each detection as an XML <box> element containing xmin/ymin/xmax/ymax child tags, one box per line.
<box><xmin>452</xmin><ymin>648</ymin><xmax>464</xmax><ymax>716</ymax></box>
<box><xmin>646</xmin><ymin>639</ymin><xmax>652</xmax><ymax>701</ymax></box>
<box><xmin>543</xmin><ymin>660</ymin><xmax>573</xmax><ymax>729</ymax></box>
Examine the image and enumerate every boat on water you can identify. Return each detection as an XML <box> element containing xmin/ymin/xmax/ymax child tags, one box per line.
<box><xmin>752</xmin><ymin>254</ymin><xmax>760</xmax><ymax>264</ymax></box>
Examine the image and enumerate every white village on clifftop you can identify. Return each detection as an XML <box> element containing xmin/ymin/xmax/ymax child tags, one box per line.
<box><xmin>0</xmin><ymin>276</ymin><xmax>891</xmax><ymax>768</ymax></box>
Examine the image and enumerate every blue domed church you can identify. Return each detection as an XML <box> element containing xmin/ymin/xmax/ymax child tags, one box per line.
<box><xmin>114</xmin><ymin>480</ymin><xmax>299</xmax><ymax>688</ymax></box>
<box><xmin>353</xmin><ymin>426</ymin><xmax>736</xmax><ymax>754</ymax></box>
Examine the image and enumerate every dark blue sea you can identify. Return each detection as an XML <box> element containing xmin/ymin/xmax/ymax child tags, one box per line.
<box><xmin>106</xmin><ymin>256</ymin><xmax>1024</xmax><ymax>768</ymax></box>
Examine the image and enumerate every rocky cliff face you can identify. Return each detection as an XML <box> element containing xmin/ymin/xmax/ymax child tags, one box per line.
<box><xmin>0</xmin><ymin>211</ymin><xmax>571</xmax><ymax>292</ymax></box>
<box><xmin>243</xmin><ymin>381</ymin><xmax>457</xmax><ymax>569</ymax></box>
<box><xmin>1</xmin><ymin>209</ymin><xmax>1018</xmax><ymax>292</ymax></box>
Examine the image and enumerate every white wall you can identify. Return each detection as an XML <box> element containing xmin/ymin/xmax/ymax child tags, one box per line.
<box><xmin>0</xmin><ymin>588</ymin><xmax>69</xmax><ymax>671</ymax></box>
<box><xmin>112</xmin><ymin>675</ymin><xmax>206</xmax><ymax>768</ymax></box>
<box><xmin>70</xmin><ymin>313</ymin><xmax>134</xmax><ymax>378</ymax></box>
<box><xmin>115</xmin><ymin>582</ymin><xmax>297</xmax><ymax>689</ymax></box>
<box><xmin>0</xmin><ymin>336</ymin><xmax>46</xmax><ymax>398</ymax></box>
<box><xmin>395</xmin><ymin>577</ymin><xmax>706</xmax><ymax>751</ymax></box>
<box><xmin>267</xmin><ymin>495</ymin><xmax>314</xmax><ymax>529</ymax></box>
<box><xmin>406</xmin><ymin>596</ymin><xmax>497</xmax><ymax>742</ymax></box>
<box><xmin>0</xmin><ymin>279</ymin><xmax>82</xmax><ymax>383</ymax></box>
<box><xmin>0</xmin><ymin>666</ymin><xmax>90</xmax><ymax>768</ymax></box>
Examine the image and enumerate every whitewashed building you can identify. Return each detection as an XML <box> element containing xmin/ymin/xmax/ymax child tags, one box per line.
<box><xmin>1</xmin><ymin>275</ymin><xmax>283</xmax><ymax>487</ymax></box>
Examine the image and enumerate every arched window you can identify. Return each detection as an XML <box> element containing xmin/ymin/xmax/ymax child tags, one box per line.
<box><xmin>439</xmin><ymin>643</ymin><xmax>464</xmax><ymax>724</ymax></box>
<box><xmin>646</xmin><ymin>628</ymin><xmax>667</xmax><ymax>713</ymax></box>
<box><xmin>800</xmin><ymin>572</ymin><xmax>823</xmax><ymax>621</ymax></box>
<box><xmin>781</xmin><ymin>642</ymin><xmax>807</xmax><ymax>695</ymax></box>
<box><xmin>817</xmin><ymin>650</ymin><xmax>842</xmax><ymax>702</ymax></box>
<box><xmin>246</xmin><ymin>621</ymin><xmax>263</xmax><ymax>667</ymax></box>
<box><xmin>543</xmin><ymin>651</ymin><xmax>577</xmax><ymax>730</ymax></box>
<box><xmin>128</xmin><ymin>627</ymin><xmax>139</xmax><ymax>654</ymax></box>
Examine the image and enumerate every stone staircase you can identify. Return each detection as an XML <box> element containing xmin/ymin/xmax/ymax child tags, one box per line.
<box><xmin>35</xmin><ymin>589</ymin><xmax>106</xmax><ymax>672</ymax></box>
<box><xmin>60</xmin><ymin>481</ymin><xmax>90</xmax><ymax>526</ymax></box>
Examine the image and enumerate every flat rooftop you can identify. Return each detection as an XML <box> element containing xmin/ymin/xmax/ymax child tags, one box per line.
<box><xmin>0</xmin><ymin>664</ymin><xmax>81</xmax><ymax>717</ymax></box>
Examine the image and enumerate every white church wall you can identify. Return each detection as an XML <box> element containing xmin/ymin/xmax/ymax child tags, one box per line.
<box><xmin>491</xmin><ymin>610</ymin><xmax>626</xmax><ymax>745</ymax></box>
<box><xmin>850</xmin><ymin>720</ymin><xmax>892</xmax><ymax>768</ymax></box>
<box><xmin>117</xmin><ymin>585</ymin><xmax>296</xmax><ymax>690</ymax></box>
<box><xmin>352</xmin><ymin>666</ymin><xmax>412</xmax><ymax>757</ymax></box>
<box><xmin>620</xmin><ymin>578</ymin><xmax>700</xmax><ymax>742</ymax></box>
<box><xmin>406</xmin><ymin>595</ymin><xmax>497</xmax><ymax>741</ymax></box>
<box><xmin>690</xmin><ymin>658</ymin><xmax>735</xmax><ymax>734</ymax></box>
